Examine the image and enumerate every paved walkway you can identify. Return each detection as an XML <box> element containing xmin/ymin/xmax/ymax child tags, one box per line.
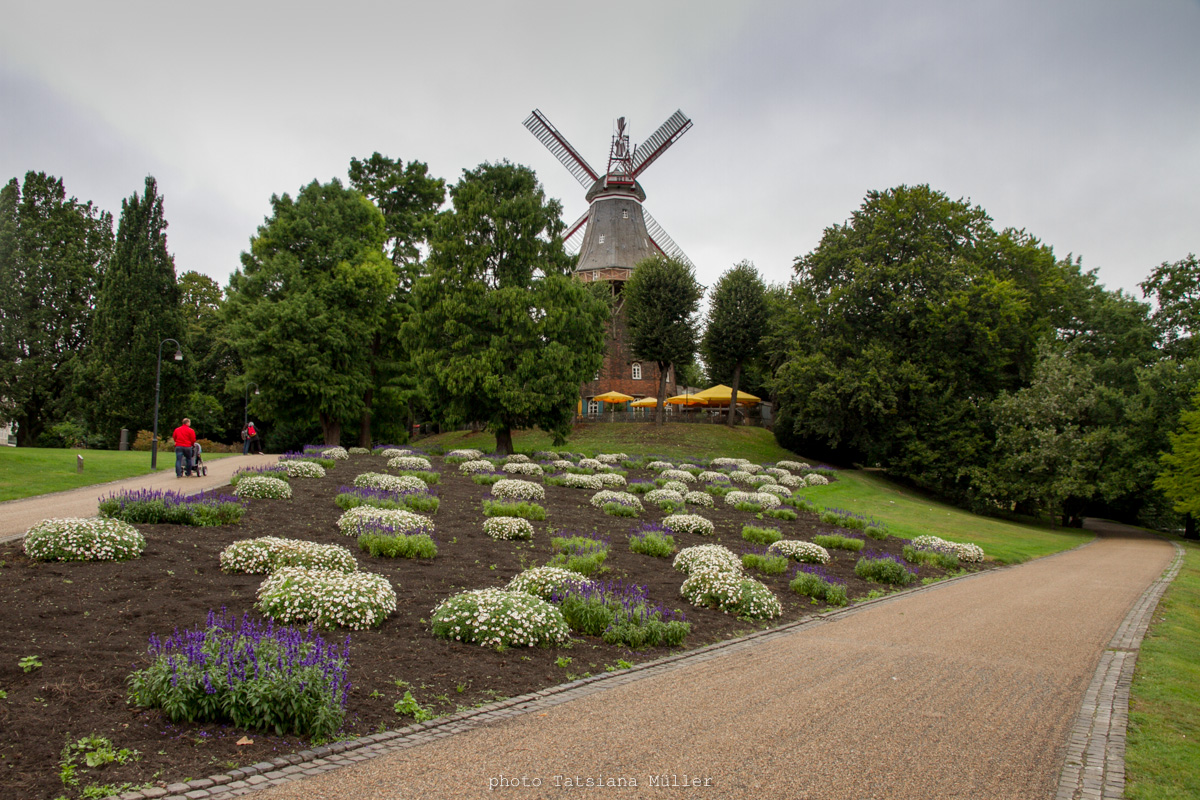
<box><xmin>165</xmin><ymin>523</ymin><xmax>1174</xmax><ymax>800</ymax></box>
<box><xmin>0</xmin><ymin>453</ymin><xmax>277</xmax><ymax>542</ymax></box>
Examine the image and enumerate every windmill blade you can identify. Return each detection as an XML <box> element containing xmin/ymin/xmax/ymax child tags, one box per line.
<box><xmin>642</xmin><ymin>208</ymin><xmax>695</xmax><ymax>269</ymax></box>
<box><xmin>563</xmin><ymin>210</ymin><xmax>589</xmax><ymax>254</ymax></box>
<box><xmin>631</xmin><ymin>110</ymin><xmax>693</xmax><ymax>178</ymax></box>
<box><xmin>523</xmin><ymin>109</ymin><xmax>600</xmax><ymax>189</ymax></box>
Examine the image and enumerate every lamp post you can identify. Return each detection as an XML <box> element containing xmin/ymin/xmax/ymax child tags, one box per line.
<box><xmin>150</xmin><ymin>338</ymin><xmax>183</xmax><ymax>470</ymax></box>
<box><xmin>244</xmin><ymin>382</ymin><xmax>260</xmax><ymax>428</ymax></box>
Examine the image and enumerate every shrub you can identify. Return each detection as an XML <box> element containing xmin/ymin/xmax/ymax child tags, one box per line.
<box><xmin>504</xmin><ymin>453</ymin><xmax>531</xmax><ymax>464</ymax></box>
<box><xmin>628</xmin><ymin>524</ymin><xmax>677</xmax><ymax>558</ymax></box>
<box><xmin>358</xmin><ymin>531</ymin><xmax>438</xmax><ymax>559</ymax></box>
<box><xmin>684</xmin><ymin>491</ymin><xmax>714</xmax><ymax>508</ymax></box>
<box><xmin>768</xmin><ymin>540</ymin><xmax>831</xmax><ymax>564</ymax></box>
<box><xmin>503</xmin><ymin>462</ymin><xmax>544</xmax><ymax>476</ymax></box>
<box><xmin>790</xmin><ymin>565</ymin><xmax>848</xmax><ymax>606</ymax></box>
<box><xmin>548</xmin><ymin>533</ymin><xmax>610</xmax><ymax>576</ymax></box>
<box><xmin>741</xmin><ymin>551</ymin><xmax>790</xmax><ymax>575</ymax></box>
<box><xmin>813</xmin><ymin>533</ymin><xmax>865</xmax><ymax>552</ymax></box>
<box><xmin>348</xmin><ymin>446</ymin><xmax>371</xmax><ymax>455</ymax></box>
<box><xmin>728</xmin><ymin>470</ymin><xmax>755</xmax><ymax>485</ymax></box>
<box><xmin>483</xmin><ymin>516</ymin><xmax>534</xmax><ymax>540</ymax></box>
<box><xmin>446</xmin><ymin>448</ymin><xmax>484</xmax><ymax>460</ymax></box>
<box><xmin>741</xmin><ymin>524</ymin><xmax>782</xmax><ymax>545</ymax></box>
<box><xmin>660</xmin><ymin>469</ymin><xmax>696</xmax><ymax>484</ymax></box>
<box><xmin>673</xmin><ymin>544</ymin><xmax>742</xmax><ymax>576</ymax></box>
<box><xmin>578</xmin><ymin>458</ymin><xmax>606</xmax><ymax>471</ymax></box>
<box><xmin>595</xmin><ymin>452</ymin><xmax>628</xmax><ymax>464</ymax></box>
<box><xmin>99</xmin><ymin>488</ymin><xmax>245</xmax><ymax>526</ymax></box>
<box><xmin>24</xmin><ymin>517</ymin><xmax>145</xmax><ymax>562</ymax></box>
<box><xmin>491</xmin><ymin>479</ymin><xmax>546</xmax><ymax>502</ymax></box>
<box><xmin>472</xmin><ymin>472</ymin><xmax>506</xmax><ymax>485</ymax></box>
<box><xmin>306</xmin><ymin>445</ymin><xmax>349</xmax><ymax>460</ymax></box>
<box><xmin>865</xmin><ymin>525</ymin><xmax>889</xmax><ymax>540</ymax></box>
<box><xmin>507</xmin><ymin>566</ymin><xmax>593</xmax><ymax>600</ymax></box>
<box><xmin>335</xmin><ymin>486</ymin><xmax>438</xmax><ymax>514</ymax></box>
<box><xmin>280</xmin><ymin>452</ymin><xmax>335</xmax><ymax>469</ymax></box>
<box><xmin>595</xmin><ymin>472</ymin><xmax>627</xmax><ymax>488</ymax></box>
<box><xmin>233</xmin><ymin>475</ymin><xmax>292</xmax><ymax>500</ymax></box>
<box><xmin>256</xmin><ymin>567</ymin><xmax>397</xmax><ymax>629</ymax></box>
<box><xmin>910</xmin><ymin>535</ymin><xmax>985</xmax><ymax>563</ymax></box>
<box><xmin>764</xmin><ymin>508</ymin><xmax>798</xmax><ymax>521</ymax></box>
<box><xmin>552</xmin><ymin>581</ymin><xmax>690</xmax><ymax>647</ymax></box>
<box><xmin>778</xmin><ymin>475</ymin><xmax>805</xmax><ymax>489</ymax></box>
<box><xmin>336</xmin><ymin>506</ymin><xmax>434</xmax><ymax>537</ymax></box>
<box><xmin>625</xmin><ymin>479</ymin><xmax>655</xmax><ymax>495</ymax></box>
<box><xmin>377</xmin><ymin>447</ymin><xmax>411</xmax><ymax>458</ymax></box>
<box><xmin>646</xmin><ymin>488</ymin><xmax>685</xmax><ymax>508</ymax></box>
<box><xmin>127</xmin><ymin>610</ymin><xmax>349</xmax><ymax>739</ymax></box>
<box><xmin>680</xmin><ymin>570</ymin><xmax>782</xmax><ymax>620</ymax></box>
<box><xmin>388</xmin><ymin>455</ymin><xmax>433</xmax><ymax>471</ymax></box>
<box><xmin>662</xmin><ymin>514</ymin><xmax>715</xmax><ymax>537</ymax></box>
<box><xmin>459</xmin><ymin>459</ymin><xmax>495</xmax><ymax>474</ymax></box>
<box><xmin>354</xmin><ymin>472</ymin><xmax>427</xmax><ymax>493</ymax></box>
<box><xmin>602</xmin><ymin>500</ymin><xmax>641</xmax><ymax>518</ymax></box>
<box><xmin>562</xmin><ymin>473</ymin><xmax>603</xmax><ymax>490</ymax></box>
<box><xmin>221</xmin><ymin>537</ymin><xmax>356</xmax><ymax>574</ymax></box>
<box><xmin>590</xmin><ymin>490</ymin><xmax>643</xmax><ymax>512</ymax></box>
<box><xmin>482</xmin><ymin>499</ymin><xmax>547</xmax><ymax>521</ymax></box>
<box><xmin>395</xmin><ymin>469</ymin><xmax>440</xmax><ymax>486</ymax></box>
<box><xmin>747</xmin><ymin>474</ymin><xmax>778</xmax><ymax>487</ymax></box>
<box><xmin>430</xmin><ymin>589</ymin><xmax>570</xmax><ymax>648</ymax></box>
<box><xmin>806</xmin><ymin>474</ymin><xmax>830</xmax><ymax>486</ymax></box>
<box><xmin>657</xmin><ymin>479</ymin><xmax>690</xmax><ymax>494</ymax></box>
<box><xmin>854</xmin><ymin>553</ymin><xmax>916</xmax><ymax>585</ymax></box>
<box><xmin>646</xmin><ymin>460</ymin><xmax>674</xmax><ymax>471</ymax></box>
<box><xmin>230</xmin><ymin>465</ymin><xmax>290</xmax><ymax>485</ymax></box>
<box><xmin>776</xmin><ymin>460</ymin><xmax>809</xmax><ymax>471</ymax></box>
<box><xmin>757</xmin><ymin>484</ymin><xmax>790</xmax><ymax>498</ymax></box>
<box><xmin>903</xmin><ymin>544</ymin><xmax>959</xmax><ymax>569</ymax></box>
<box><xmin>281</xmin><ymin>460</ymin><xmax>326</xmax><ymax>479</ymax></box>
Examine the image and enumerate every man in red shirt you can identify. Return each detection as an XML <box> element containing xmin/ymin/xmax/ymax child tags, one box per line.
<box><xmin>173</xmin><ymin>418</ymin><xmax>197</xmax><ymax>477</ymax></box>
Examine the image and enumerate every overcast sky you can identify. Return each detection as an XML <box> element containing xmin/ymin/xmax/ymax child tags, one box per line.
<box><xmin>2</xmin><ymin>0</ymin><xmax>1197</xmax><ymax>301</ymax></box>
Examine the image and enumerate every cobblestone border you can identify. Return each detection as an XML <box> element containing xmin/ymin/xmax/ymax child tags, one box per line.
<box><xmin>1055</xmin><ymin>540</ymin><xmax>1185</xmax><ymax>800</ymax></box>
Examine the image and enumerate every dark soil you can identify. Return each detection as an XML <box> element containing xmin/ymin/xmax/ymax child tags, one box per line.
<box><xmin>0</xmin><ymin>454</ymin><xmax>991</xmax><ymax>799</ymax></box>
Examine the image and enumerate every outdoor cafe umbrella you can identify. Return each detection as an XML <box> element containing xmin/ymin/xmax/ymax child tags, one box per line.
<box><xmin>630</xmin><ymin>397</ymin><xmax>658</xmax><ymax>407</ymax></box>
<box><xmin>665</xmin><ymin>393</ymin><xmax>708</xmax><ymax>406</ymax></box>
<box><xmin>692</xmin><ymin>384</ymin><xmax>762</xmax><ymax>406</ymax></box>
<box><xmin>591</xmin><ymin>390</ymin><xmax>635</xmax><ymax>403</ymax></box>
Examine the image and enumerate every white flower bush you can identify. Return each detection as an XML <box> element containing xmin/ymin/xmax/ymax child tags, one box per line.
<box><xmin>507</xmin><ymin>566</ymin><xmax>593</xmax><ymax>599</ymax></box>
<box><xmin>503</xmin><ymin>462</ymin><xmax>544</xmax><ymax>476</ymax></box>
<box><xmin>768</xmin><ymin>540</ymin><xmax>832</xmax><ymax>564</ymax></box>
<box><xmin>729</xmin><ymin>470</ymin><xmax>756</xmax><ymax>485</ymax></box>
<box><xmin>483</xmin><ymin>516</ymin><xmax>534</xmax><ymax>540</ymax></box>
<box><xmin>764</xmin><ymin>467</ymin><xmax>791</xmax><ymax>478</ymax></box>
<box><xmin>748</xmin><ymin>474</ymin><xmax>778</xmax><ymax>487</ymax></box>
<box><xmin>459</xmin><ymin>459</ymin><xmax>496</xmax><ymax>474</ymax></box>
<box><xmin>661</xmin><ymin>514</ymin><xmax>715</xmax><ymax>536</ymax></box>
<box><xmin>660</xmin><ymin>479</ymin><xmax>690</xmax><ymax>495</ymax></box>
<box><xmin>233</xmin><ymin>475</ymin><xmax>292</xmax><ymax>500</ymax></box>
<box><xmin>321</xmin><ymin>446</ymin><xmax>350</xmax><ymax>460</ymax></box>
<box><xmin>680</xmin><ymin>570</ymin><xmax>782</xmax><ymax>620</ymax></box>
<box><xmin>698</xmin><ymin>470</ymin><xmax>728</xmax><ymax>483</ymax></box>
<box><xmin>685</xmin><ymin>491</ymin><xmax>714</xmax><ymax>508</ymax></box>
<box><xmin>336</xmin><ymin>506</ymin><xmax>434</xmax><ymax>536</ymax></box>
<box><xmin>776</xmin><ymin>460</ymin><xmax>809</xmax><ymax>471</ymax></box>
<box><xmin>353</xmin><ymin>472</ymin><xmax>427</xmax><ymax>493</ymax></box>
<box><xmin>677</xmin><ymin>463</ymin><xmax>699</xmax><ymax>470</ymax></box>
<box><xmin>595</xmin><ymin>472</ymin><xmax>627</xmax><ymax>488</ymax></box>
<box><xmin>446</xmin><ymin>448</ymin><xmax>484</xmax><ymax>460</ymax></box>
<box><xmin>709</xmin><ymin>457</ymin><xmax>741</xmax><ymax>469</ymax></box>
<box><xmin>24</xmin><ymin>517</ymin><xmax>145</xmax><ymax>562</ymax></box>
<box><xmin>491</xmin><ymin>479</ymin><xmax>545</xmax><ymax>501</ymax></box>
<box><xmin>647</xmin><ymin>460</ymin><xmax>675</xmax><ymax>472</ymax></box>
<box><xmin>562</xmin><ymin>473</ymin><xmax>603</xmax><ymax>490</ymax></box>
<box><xmin>595</xmin><ymin>452</ymin><xmax>628</xmax><ymax>464</ymax></box>
<box><xmin>388</xmin><ymin>455</ymin><xmax>433</xmax><ymax>471</ymax></box>
<box><xmin>504</xmin><ymin>453</ymin><xmax>531</xmax><ymax>464</ymax></box>
<box><xmin>281</xmin><ymin>460</ymin><xmax>327</xmax><ymax>479</ymax></box>
<box><xmin>673</xmin><ymin>544</ymin><xmax>742</xmax><ymax>575</ymax></box>
<box><xmin>659</xmin><ymin>469</ymin><xmax>696</xmax><ymax>484</ymax></box>
<box><xmin>430</xmin><ymin>588</ymin><xmax>570</xmax><ymax>648</ymax></box>
<box><xmin>348</xmin><ymin>446</ymin><xmax>371</xmax><ymax>455</ymax></box>
<box><xmin>256</xmin><ymin>567</ymin><xmax>395</xmax><ymax>630</ymax></box>
<box><xmin>779</xmin><ymin>475</ymin><xmax>805</xmax><ymax>489</ymax></box>
<box><xmin>590</xmin><ymin>490</ymin><xmax>644</xmax><ymax>511</ymax></box>
<box><xmin>911</xmin><ymin>535</ymin><xmax>985</xmax><ymax>563</ymax></box>
<box><xmin>752</xmin><ymin>492</ymin><xmax>782</xmax><ymax>508</ymax></box>
<box><xmin>740</xmin><ymin>462</ymin><xmax>763</xmax><ymax>474</ymax></box>
<box><xmin>806</xmin><ymin>474</ymin><xmax>830</xmax><ymax>486</ymax></box>
<box><xmin>758</xmin><ymin>484</ymin><xmax>791</xmax><ymax>498</ymax></box>
<box><xmin>577</xmin><ymin>457</ymin><xmax>606</xmax><ymax>471</ymax></box>
<box><xmin>221</xmin><ymin>537</ymin><xmax>356</xmax><ymax>574</ymax></box>
<box><xmin>378</xmin><ymin>448</ymin><xmax>411</xmax><ymax>458</ymax></box>
<box><xmin>646</xmin><ymin>488</ymin><xmax>685</xmax><ymax>505</ymax></box>
<box><xmin>550</xmin><ymin>459</ymin><xmax>576</xmax><ymax>471</ymax></box>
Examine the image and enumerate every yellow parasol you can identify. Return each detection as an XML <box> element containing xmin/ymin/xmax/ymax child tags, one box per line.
<box><xmin>692</xmin><ymin>384</ymin><xmax>762</xmax><ymax>406</ymax></box>
<box><xmin>665</xmin><ymin>393</ymin><xmax>708</xmax><ymax>406</ymax></box>
<box><xmin>591</xmin><ymin>390</ymin><xmax>635</xmax><ymax>404</ymax></box>
<box><xmin>630</xmin><ymin>397</ymin><xmax>658</xmax><ymax>407</ymax></box>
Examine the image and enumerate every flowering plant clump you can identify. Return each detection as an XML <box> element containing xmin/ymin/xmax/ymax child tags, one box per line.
<box><xmin>357</xmin><ymin>524</ymin><xmax>438</xmax><ymax>559</ymax></box>
<box><xmin>646</xmin><ymin>488</ymin><xmax>685</xmax><ymax>506</ymax></box>
<box><xmin>758</xmin><ymin>484</ymin><xmax>791</xmax><ymax>499</ymax></box>
<box><xmin>659</xmin><ymin>469</ymin><xmax>696</xmax><ymax>484</ymax></box>
<box><xmin>595</xmin><ymin>452</ymin><xmax>628</xmax><ymax>464</ymax></box>
<box><xmin>790</xmin><ymin>565</ymin><xmax>848</xmax><ymax>606</ymax></box>
<box><xmin>813</xmin><ymin>532</ymin><xmax>866</xmax><ymax>552</ymax></box>
<box><xmin>388</xmin><ymin>455</ymin><xmax>433</xmax><ymax>472</ymax></box>
<box><xmin>550</xmin><ymin>459</ymin><xmax>576</xmax><ymax>471</ymax></box>
<box><xmin>220</xmin><ymin>537</ymin><xmax>357</xmax><ymax>574</ymax></box>
<box><xmin>503</xmin><ymin>462</ymin><xmax>544</xmax><ymax>476</ymax></box>
<box><xmin>446</xmin><ymin>448</ymin><xmax>484</xmax><ymax>460</ymax></box>
<box><xmin>673</xmin><ymin>544</ymin><xmax>742</xmax><ymax>576</ymax></box>
<box><xmin>658</xmin><ymin>479</ymin><xmax>690</xmax><ymax>495</ymax></box>
<box><xmin>911</xmin><ymin>535</ymin><xmax>985</xmax><ymax>563</ymax></box>
<box><xmin>503</xmin><ymin>453</ymin><xmax>531</xmax><ymax>464</ymax></box>
<box><xmin>680</xmin><ymin>570</ymin><xmax>782</xmax><ymax>620</ymax></box>
<box><xmin>483</xmin><ymin>516</ymin><xmax>535</xmax><ymax>540</ymax></box>
<box><xmin>778</xmin><ymin>474</ymin><xmax>805</xmax><ymax>489</ymax></box>
<box><xmin>764</xmin><ymin>467</ymin><xmax>792</xmax><ymax>478</ymax></box>
<box><xmin>747</xmin><ymin>474</ymin><xmax>778</xmax><ymax>487</ymax></box>
<box><xmin>724</xmin><ymin>490</ymin><xmax>758</xmax><ymax>507</ymax></box>
<box><xmin>378</xmin><ymin>448</ymin><xmax>411</xmax><ymax>458</ymax></box>
<box><xmin>590</xmin><ymin>490</ymin><xmax>644</xmax><ymax>512</ymax></box>
<box><xmin>508</xmin><ymin>566</ymin><xmax>594</xmax><ymax>599</ymax></box>
<box><xmin>684</xmin><ymin>490</ymin><xmax>714</xmax><ymax>508</ymax></box>
<box><xmin>776</xmin><ymin>460</ymin><xmax>809</xmax><ymax>471</ymax></box>
<box><xmin>99</xmin><ymin>488</ymin><xmax>246</xmax><ymax>526</ymax></box>
<box><xmin>24</xmin><ymin>517</ymin><xmax>145</xmax><ymax>562</ymax></box>
<box><xmin>768</xmin><ymin>540</ymin><xmax>832</xmax><ymax>564</ymax></box>
<box><xmin>348</xmin><ymin>446</ymin><xmax>371</xmax><ymax>455</ymax></box>
<box><xmin>550</xmin><ymin>580</ymin><xmax>691</xmax><ymax>647</ymax></box>
<box><xmin>644</xmin><ymin>460</ymin><xmax>673</xmax><ymax>472</ymax></box>
<box><xmin>354</xmin><ymin>472</ymin><xmax>427</xmax><ymax>494</ymax></box>
<box><xmin>855</xmin><ymin>551</ymin><xmax>916</xmax><ymax>585</ymax></box>
<box><xmin>577</xmin><ymin>457</ymin><xmax>606</xmax><ymax>471</ymax></box>
<box><xmin>661</xmin><ymin>514</ymin><xmax>715</xmax><ymax>537</ymax></box>
<box><xmin>304</xmin><ymin>445</ymin><xmax>349</xmax><ymax>460</ymax></box>
<box><xmin>233</xmin><ymin>475</ymin><xmax>292</xmax><ymax>500</ymax></box>
<box><xmin>491</xmin><ymin>479</ymin><xmax>545</xmax><ymax>501</ymax></box>
<box><xmin>628</xmin><ymin>523</ymin><xmax>677</xmax><ymax>558</ymax></box>
<box><xmin>127</xmin><ymin>609</ymin><xmax>350</xmax><ymax>739</ymax></box>
<box><xmin>256</xmin><ymin>567</ymin><xmax>397</xmax><ymax>629</ymax></box>
<box><xmin>728</xmin><ymin>470</ymin><xmax>756</xmax><ymax>485</ymax></box>
<box><xmin>335</xmin><ymin>485</ymin><xmax>437</xmax><ymax>514</ymax></box>
<box><xmin>548</xmin><ymin>532</ymin><xmax>611</xmax><ymax>576</ymax></box>
<box><xmin>561</xmin><ymin>473</ymin><xmax>604</xmax><ymax>490</ymax></box>
<box><xmin>431</xmin><ymin>588</ymin><xmax>570</xmax><ymax>648</ymax></box>
<box><xmin>336</xmin><ymin>506</ymin><xmax>434</xmax><ymax>537</ymax></box>
<box><xmin>230</xmin><ymin>464</ymin><xmax>290</xmax><ymax>485</ymax></box>
<box><xmin>751</xmin><ymin>492</ymin><xmax>782</xmax><ymax>508</ymax></box>
<box><xmin>595</xmin><ymin>472</ymin><xmax>627</xmax><ymax>488</ymax></box>
<box><xmin>696</xmin><ymin>471</ymin><xmax>726</xmax><ymax>483</ymax></box>
<box><xmin>459</xmin><ymin>459</ymin><xmax>495</xmax><ymax>474</ymax></box>
<box><xmin>806</xmin><ymin>473</ymin><xmax>830</xmax><ymax>486</ymax></box>
<box><xmin>708</xmin><ymin>457</ymin><xmax>741</xmax><ymax>469</ymax></box>
<box><xmin>282</xmin><ymin>460</ymin><xmax>327</xmax><ymax>479</ymax></box>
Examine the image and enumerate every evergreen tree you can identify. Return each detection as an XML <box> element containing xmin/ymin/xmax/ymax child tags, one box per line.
<box><xmin>624</xmin><ymin>255</ymin><xmax>704</xmax><ymax>426</ymax></box>
<box><xmin>408</xmin><ymin>161</ymin><xmax>607</xmax><ymax>453</ymax></box>
<box><xmin>702</xmin><ymin>261</ymin><xmax>768</xmax><ymax>426</ymax></box>
<box><xmin>86</xmin><ymin>176</ymin><xmax>187</xmax><ymax>448</ymax></box>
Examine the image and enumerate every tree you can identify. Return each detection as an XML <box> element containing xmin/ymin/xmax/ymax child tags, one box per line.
<box><xmin>225</xmin><ymin>179</ymin><xmax>394</xmax><ymax>445</ymax></box>
<box><xmin>0</xmin><ymin>172</ymin><xmax>113</xmax><ymax>446</ymax></box>
<box><xmin>1140</xmin><ymin>254</ymin><xmax>1199</xmax><ymax>360</ymax></box>
<box><xmin>178</xmin><ymin>271</ymin><xmax>244</xmax><ymax>442</ymax></box>
<box><xmin>1155</xmin><ymin>383</ymin><xmax>1200</xmax><ymax>539</ymax></box>
<box><xmin>623</xmin><ymin>256</ymin><xmax>703</xmax><ymax>427</ymax></box>
<box><xmin>86</xmin><ymin>176</ymin><xmax>186</xmax><ymax>448</ymax></box>
<box><xmin>702</xmin><ymin>261</ymin><xmax>768</xmax><ymax>426</ymax></box>
<box><xmin>408</xmin><ymin>161</ymin><xmax>608</xmax><ymax>454</ymax></box>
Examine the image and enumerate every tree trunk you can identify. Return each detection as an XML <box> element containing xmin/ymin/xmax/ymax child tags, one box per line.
<box><xmin>656</xmin><ymin>363</ymin><xmax>668</xmax><ymax>427</ymax></box>
<box><xmin>495</xmin><ymin>426</ymin><xmax>514</xmax><ymax>455</ymax></box>
<box><xmin>318</xmin><ymin>412</ymin><xmax>341</xmax><ymax>446</ymax></box>
<box><xmin>1186</xmin><ymin>513</ymin><xmax>1197</xmax><ymax>541</ymax></box>
<box><xmin>727</xmin><ymin>361</ymin><xmax>742</xmax><ymax>428</ymax></box>
<box><xmin>358</xmin><ymin>387</ymin><xmax>373</xmax><ymax>449</ymax></box>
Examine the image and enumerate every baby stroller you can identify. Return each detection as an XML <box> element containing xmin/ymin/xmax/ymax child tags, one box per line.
<box><xmin>190</xmin><ymin>443</ymin><xmax>208</xmax><ymax>477</ymax></box>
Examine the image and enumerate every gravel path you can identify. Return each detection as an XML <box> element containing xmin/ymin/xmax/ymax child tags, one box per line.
<box><xmin>0</xmin><ymin>453</ymin><xmax>277</xmax><ymax>542</ymax></box>
<box><xmin>245</xmin><ymin>525</ymin><xmax>1173</xmax><ymax>800</ymax></box>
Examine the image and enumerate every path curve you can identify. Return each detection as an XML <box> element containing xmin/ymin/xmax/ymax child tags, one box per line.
<box><xmin>217</xmin><ymin>524</ymin><xmax>1174</xmax><ymax>800</ymax></box>
<box><xmin>0</xmin><ymin>453</ymin><xmax>278</xmax><ymax>541</ymax></box>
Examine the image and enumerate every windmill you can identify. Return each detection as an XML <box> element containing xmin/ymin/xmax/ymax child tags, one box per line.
<box><xmin>522</xmin><ymin>109</ymin><xmax>695</xmax><ymax>415</ymax></box>
<box><xmin>522</xmin><ymin>109</ymin><xmax>694</xmax><ymax>284</ymax></box>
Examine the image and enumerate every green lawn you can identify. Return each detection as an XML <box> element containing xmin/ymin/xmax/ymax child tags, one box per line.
<box><xmin>1126</xmin><ymin>536</ymin><xmax>1200</xmax><ymax>800</ymax></box>
<box><xmin>423</xmin><ymin>423</ymin><xmax>1090</xmax><ymax>563</ymax></box>
<box><xmin>0</xmin><ymin>448</ymin><xmax>235</xmax><ymax>502</ymax></box>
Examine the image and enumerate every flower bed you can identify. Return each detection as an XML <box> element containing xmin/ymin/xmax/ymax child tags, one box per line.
<box><xmin>24</xmin><ymin>517</ymin><xmax>145</xmax><ymax>562</ymax></box>
<box><xmin>281</xmin><ymin>460</ymin><xmax>327</xmax><ymax>479</ymax></box>
<box><xmin>483</xmin><ymin>516</ymin><xmax>535</xmax><ymax>540</ymax></box>
<box><xmin>388</xmin><ymin>455</ymin><xmax>433</xmax><ymax>472</ymax></box>
<box><xmin>220</xmin><ymin>537</ymin><xmax>357</xmax><ymax>574</ymax></box>
<box><xmin>661</xmin><ymin>514</ymin><xmax>715</xmax><ymax>537</ymax></box>
<box><xmin>98</xmin><ymin>488</ymin><xmax>245</xmax><ymax>526</ymax></box>
<box><xmin>256</xmin><ymin>567</ymin><xmax>396</xmax><ymax>629</ymax></box>
<box><xmin>491</xmin><ymin>479</ymin><xmax>546</xmax><ymax>502</ymax></box>
<box><xmin>233</xmin><ymin>475</ymin><xmax>292</xmax><ymax>500</ymax></box>
<box><xmin>353</xmin><ymin>472</ymin><xmax>428</xmax><ymax>494</ymax></box>
<box><xmin>336</xmin><ymin>506</ymin><xmax>434</xmax><ymax>537</ymax></box>
<box><xmin>430</xmin><ymin>588</ymin><xmax>570</xmax><ymax>648</ymax></box>
<box><xmin>768</xmin><ymin>539</ymin><xmax>831</xmax><ymax>564</ymax></box>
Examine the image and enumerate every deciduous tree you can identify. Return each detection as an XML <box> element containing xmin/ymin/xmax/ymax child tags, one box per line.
<box><xmin>702</xmin><ymin>261</ymin><xmax>768</xmax><ymax>426</ymax></box>
<box><xmin>1155</xmin><ymin>384</ymin><xmax>1200</xmax><ymax>539</ymax></box>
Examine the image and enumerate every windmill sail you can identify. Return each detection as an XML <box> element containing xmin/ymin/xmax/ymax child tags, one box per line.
<box><xmin>563</xmin><ymin>210</ymin><xmax>589</xmax><ymax>254</ymax></box>
<box><xmin>523</xmin><ymin>110</ymin><xmax>600</xmax><ymax>188</ymax></box>
<box><xmin>642</xmin><ymin>208</ymin><xmax>695</xmax><ymax>269</ymax></box>
<box><xmin>631</xmin><ymin>110</ymin><xmax>692</xmax><ymax>178</ymax></box>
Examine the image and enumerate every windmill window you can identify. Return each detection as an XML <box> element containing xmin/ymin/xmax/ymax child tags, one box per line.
<box><xmin>632</xmin><ymin>362</ymin><xmax>642</xmax><ymax>380</ymax></box>
<box><xmin>622</xmin><ymin>210</ymin><xmax>629</xmax><ymax>219</ymax></box>
<box><xmin>599</xmin><ymin>235</ymin><xmax>605</xmax><ymax>244</ymax></box>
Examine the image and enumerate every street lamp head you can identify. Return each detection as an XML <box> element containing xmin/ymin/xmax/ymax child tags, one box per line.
<box><xmin>173</xmin><ymin>349</ymin><xmax>183</xmax><ymax>362</ymax></box>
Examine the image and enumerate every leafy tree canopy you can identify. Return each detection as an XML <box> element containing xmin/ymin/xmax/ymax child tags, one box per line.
<box><xmin>348</xmin><ymin>152</ymin><xmax>445</xmax><ymax>271</ymax></box>
<box><xmin>1140</xmin><ymin>253</ymin><xmax>1199</xmax><ymax>360</ymax></box>
<box><xmin>702</xmin><ymin>260</ymin><xmax>768</xmax><ymax>425</ymax></box>
<box><xmin>1155</xmin><ymin>383</ymin><xmax>1200</xmax><ymax>538</ymax></box>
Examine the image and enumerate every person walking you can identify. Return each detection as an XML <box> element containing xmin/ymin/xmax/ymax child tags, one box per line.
<box><xmin>172</xmin><ymin>418</ymin><xmax>197</xmax><ymax>478</ymax></box>
<box><xmin>246</xmin><ymin>421</ymin><xmax>263</xmax><ymax>454</ymax></box>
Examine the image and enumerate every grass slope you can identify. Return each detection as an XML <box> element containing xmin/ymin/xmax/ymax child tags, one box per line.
<box><xmin>0</xmin><ymin>448</ymin><xmax>234</xmax><ymax>502</ymax></box>
<box><xmin>423</xmin><ymin>424</ymin><xmax>1089</xmax><ymax>563</ymax></box>
<box><xmin>1126</xmin><ymin>537</ymin><xmax>1200</xmax><ymax>800</ymax></box>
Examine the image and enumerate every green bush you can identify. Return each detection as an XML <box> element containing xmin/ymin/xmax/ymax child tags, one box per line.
<box><xmin>548</xmin><ymin>535</ymin><xmax>609</xmax><ymax>577</ymax></box>
<box><xmin>789</xmin><ymin>568</ymin><xmax>848</xmax><ymax>606</ymax></box>
<box><xmin>628</xmin><ymin>529</ymin><xmax>677</xmax><ymax>558</ymax></box>
<box><xmin>764</xmin><ymin>508</ymin><xmax>798</xmax><ymax>521</ymax></box>
<box><xmin>813</xmin><ymin>533</ymin><xmax>865</xmax><ymax>552</ymax></box>
<box><xmin>741</xmin><ymin>525</ymin><xmax>783</xmax><ymax>546</ymax></box>
<box><xmin>602</xmin><ymin>501</ymin><xmax>639</xmax><ymax>518</ymax></box>
<box><xmin>396</xmin><ymin>470</ymin><xmax>440</xmax><ymax>485</ymax></box>
<box><xmin>854</xmin><ymin>555</ymin><xmax>916</xmax><ymax>586</ymax></box>
<box><xmin>471</xmin><ymin>473</ymin><xmax>505</xmax><ymax>485</ymax></box>
<box><xmin>482</xmin><ymin>500</ymin><xmax>547</xmax><ymax>521</ymax></box>
<box><xmin>902</xmin><ymin>544</ymin><xmax>959</xmax><ymax>569</ymax></box>
<box><xmin>741</xmin><ymin>552</ymin><xmax>789</xmax><ymax>575</ymax></box>
<box><xmin>359</xmin><ymin>532</ymin><xmax>438</xmax><ymax>559</ymax></box>
<box><xmin>864</xmin><ymin>525</ymin><xmax>889</xmax><ymax>540</ymax></box>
